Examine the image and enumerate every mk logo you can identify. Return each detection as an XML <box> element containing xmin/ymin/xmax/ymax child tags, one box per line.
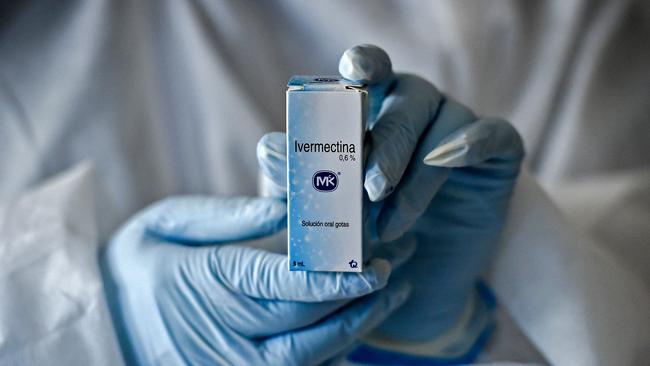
<box><xmin>312</xmin><ymin>170</ymin><xmax>339</xmax><ymax>192</ymax></box>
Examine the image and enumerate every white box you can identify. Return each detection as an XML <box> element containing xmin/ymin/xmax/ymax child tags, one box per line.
<box><xmin>287</xmin><ymin>76</ymin><xmax>367</xmax><ymax>272</ymax></box>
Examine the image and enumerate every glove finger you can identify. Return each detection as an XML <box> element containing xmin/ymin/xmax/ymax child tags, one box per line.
<box><xmin>423</xmin><ymin>117</ymin><xmax>525</xmax><ymax>168</ymax></box>
<box><xmin>260</xmin><ymin>279</ymin><xmax>411</xmax><ymax>366</ymax></box>
<box><xmin>145</xmin><ymin>196</ymin><xmax>287</xmax><ymax>244</ymax></box>
<box><xmin>338</xmin><ymin>44</ymin><xmax>396</xmax><ymax>124</ymax></box>
<box><xmin>363</xmin><ymin>74</ymin><xmax>444</xmax><ymax>202</ymax></box>
<box><xmin>375</xmin><ymin>99</ymin><xmax>476</xmax><ymax>241</ymax></box>
<box><xmin>378</xmin><ymin>117</ymin><xmax>524</xmax><ymax>242</ymax></box>
<box><xmin>339</xmin><ymin>44</ymin><xmax>393</xmax><ymax>85</ymax></box>
<box><xmin>257</xmin><ymin>132</ymin><xmax>287</xmax><ymax>198</ymax></box>
<box><xmin>209</xmin><ymin>240</ymin><xmax>415</xmax><ymax>302</ymax></box>
<box><xmin>217</xmin><ymin>237</ymin><xmax>416</xmax><ymax>337</ymax></box>
<box><xmin>218</xmin><ymin>292</ymin><xmax>350</xmax><ymax>338</ymax></box>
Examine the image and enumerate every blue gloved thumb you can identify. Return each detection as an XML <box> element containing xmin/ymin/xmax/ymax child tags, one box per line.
<box><xmin>339</xmin><ymin>44</ymin><xmax>396</xmax><ymax>125</ymax></box>
<box><xmin>145</xmin><ymin>196</ymin><xmax>287</xmax><ymax>244</ymax></box>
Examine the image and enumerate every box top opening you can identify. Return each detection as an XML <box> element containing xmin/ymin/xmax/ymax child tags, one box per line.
<box><xmin>288</xmin><ymin>75</ymin><xmax>365</xmax><ymax>91</ymax></box>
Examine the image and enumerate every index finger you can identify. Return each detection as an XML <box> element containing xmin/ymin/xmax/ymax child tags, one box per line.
<box><xmin>338</xmin><ymin>45</ymin><xmax>445</xmax><ymax>202</ymax></box>
<box><xmin>364</xmin><ymin>74</ymin><xmax>444</xmax><ymax>201</ymax></box>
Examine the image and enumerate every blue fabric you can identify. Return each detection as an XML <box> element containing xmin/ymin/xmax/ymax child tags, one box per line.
<box><xmin>347</xmin><ymin>282</ymin><xmax>497</xmax><ymax>365</ymax></box>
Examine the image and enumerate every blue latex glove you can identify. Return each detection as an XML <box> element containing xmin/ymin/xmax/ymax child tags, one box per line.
<box><xmin>101</xmin><ymin>196</ymin><xmax>416</xmax><ymax>365</ymax></box>
<box><xmin>257</xmin><ymin>44</ymin><xmax>524</xmax><ymax>363</ymax></box>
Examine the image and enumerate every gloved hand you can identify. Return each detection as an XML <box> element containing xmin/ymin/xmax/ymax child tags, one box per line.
<box><xmin>257</xmin><ymin>44</ymin><xmax>524</xmax><ymax>363</ymax></box>
<box><xmin>101</xmin><ymin>196</ymin><xmax>416</xmax><ymax>366</ymax></box>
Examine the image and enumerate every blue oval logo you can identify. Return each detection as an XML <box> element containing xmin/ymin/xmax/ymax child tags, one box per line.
<box><xmin>312</xmin><ymin>170</ymin><xmax>338</xmax><ymax>192</ymax></box>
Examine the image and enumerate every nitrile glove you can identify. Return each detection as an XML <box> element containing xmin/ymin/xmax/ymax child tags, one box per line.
<box><xmin>256</xmin><ymin>44</ymin><xmax>524</xmax><ymax>363</ymax></box>
<box><xmin>101</xmin><ymin>196</ymin><xmax>416</xmax><ymax>365</ymax></box>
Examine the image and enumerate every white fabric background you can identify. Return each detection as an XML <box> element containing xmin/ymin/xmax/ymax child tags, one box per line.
<box><xmin>1</xmin><ymin>1</ymin><xmax>648</xmax><ymax>364</ymax></box>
